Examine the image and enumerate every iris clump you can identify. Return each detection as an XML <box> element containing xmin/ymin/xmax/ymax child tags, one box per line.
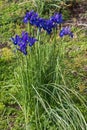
<box><xmin>11</xmin><ymin>10</ymin><xmax>73</xmax><ymax>55</ymax></box>
<box><xmin>23</xmin><ymin>10</ymin><xmax>74</xmax><ymax>37</ymax></box>
<box><xmin>59</xmin><ymin>27</ymin><xmax>73</xmax><ymax>38</ymax></box>
<box><xmin>11</xmin><ymin>32</ymin><xmax>37</xmax><ymax>55</ymax></box>
<box><xmin>23</xmin><ymin>10</ymin><xmax>63</xmax><ymax>34</ymax></box>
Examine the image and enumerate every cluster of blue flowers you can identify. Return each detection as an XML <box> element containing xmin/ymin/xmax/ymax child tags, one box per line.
<box><xmin>11</xmin><ymin>10</ymin><xmax>73</xmax><ymax>55</ymax></box>
<box><xmin>23</xmin><ymin>10</ymin><xmax>73</xmax><ymax>36</ymax></box>
<box><xmin>11</xmin><ymin>32</ymin><xmax>37</xmax><ymax>55</ymax></box>
<box><xmin>23</xmin><ymin>10</ymin><xmax>63</xmax><ymax>34</ymax></box>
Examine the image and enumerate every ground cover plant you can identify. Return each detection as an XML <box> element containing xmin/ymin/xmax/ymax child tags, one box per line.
<box><xmin>0</xmin><ymin>0</ymin><xmax>87</xmax><ymax>130</ymax></box>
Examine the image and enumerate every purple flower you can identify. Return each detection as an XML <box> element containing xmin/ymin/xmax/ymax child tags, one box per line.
<box><xmin>29</xmin><ymin>13</ymin><xmax>38</xmax><ymax>25</ymax></box>
<box><xmin>11</xmin><ymin>31</ymin><xmax>37</xmax><ymax>55</ymax></box>
<box><xmin>50</xmin><ymin>13</ymin><xmax>63</xmax><ymax>24</ymax></box>
<box><xmin>17</xmin><ymin>42</ymin><xmax>27</xmax><ymax>55</ymax></box>
<box><xmin>23</xmin><ymin>16</ymin><xmax>28</xmax><ymax>24</ymax></box>
<box><xmin>34</xmin><ymin>17</ymin><xmax>45</xmax><ymax>28</ymax></box>
<box><xmin>29</xmin><ymin>37</ymin><xmax>38</xmax><ymax>47</ymax></box>
<box><xmin>21</xmin><ymin>32</ymin><xmax>29</xmax><ymax>43</ymax></box>
<box><xmin>11</xmin><ymin>35</ymin><xmax>21</xmax><ymax>45</ymax></box>
<box><xmin>23</xmin><ymin>10</ymin><xmax>38</xmax><ymax>23</ymax></box>
<box><xmin>59</xmin><ymin>27</ymin><xmax>73</xmax><ymax>38</ymax></box>
<box><xmin>42</xmin><ymin>19</ymin><xmax>55</xmax><ymax>34</ymax></box>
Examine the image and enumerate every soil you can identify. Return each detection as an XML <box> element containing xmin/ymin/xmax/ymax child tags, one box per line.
<box><xmin>65</xmin><ymin>0</ymin><xmax>87</xmax><ymax>27</ymax></box>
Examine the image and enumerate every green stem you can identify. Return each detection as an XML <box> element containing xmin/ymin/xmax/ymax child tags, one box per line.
<box><xmin>25</xmin><ymin>109</ymin><xmax>29</xmax><ymax>130</ymax></box>
<box><xmin>28</xmin><ymin>22</ymin><xmax>31</xmax><ymax>35</ymax></box>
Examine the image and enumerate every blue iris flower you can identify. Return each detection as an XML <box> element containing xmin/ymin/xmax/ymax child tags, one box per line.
<box><xmin>50</xmin><ymin>13</ymin><xmax>63</xmax><ymax>24</ymax></box>
<box><xmin>34</xmin><ymin>17</ymin><xmax>45</xmax><ymax>29</ymax></box>
<box><xmin>29</xmin><ymin>37</ymin><xmax>38</xmax><ymax>47</ymax></box>
<box><xmin>59</xmin><ymin>27</ymin><xmax>73</xmax><ymax>38</ymax></box>
<box><xmin>29</xmin><ymin>15</ymin><xmax>55</xmax><ymax>34</ymax></box>
<box><xmin>23</xmin><ymin>16</ymin><xmax>28</xmax><ymax>24</ymax></box>
<box><xmin>21</xmin><ymin>31</ymin><xmax>29</xmax><ymax>43</ymax></box>
<box><xmin>23</xmin><ymin>10</ymin><xmax>38</xmax><ymax>23</ymax></box>
<box><xmin>11</xmin><ymin>35</ymin><xmax>21</xmax><ymax>45</ymax></box>
<box><xmin>29</xmin><ymin>13</ymin><xmax>38</xmax><ymax>25</ymax></box>
<box><xmin>11</xmin><ymin>31</ymin><xmax>37</xmax><ymax>55</ymax></box>
<box><xmin>42</xmin><ymin>19</ymin><xmax>55</xmax><ymax>34</ymax></box>
<box><xmin>17</xmin><ymin>42</ymin><xmax>27</xmax><ymax>55</ymax></box>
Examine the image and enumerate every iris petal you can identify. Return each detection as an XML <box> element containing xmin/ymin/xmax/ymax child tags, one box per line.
<box><xmin>59</xmin><ymin>27</ymin><xmax>73</xmax><ymax>38</ymax></box>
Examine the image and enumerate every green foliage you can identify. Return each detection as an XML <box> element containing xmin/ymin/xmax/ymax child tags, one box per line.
<box><xmin>0</xmin><ymin>33</ymin><xmax>87</xmax><ymax>129</ymax></box>
<box><xmin>10</xmin><ymin>25</ymin><xmax>86</xmax><ymax>129</ymax></box>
